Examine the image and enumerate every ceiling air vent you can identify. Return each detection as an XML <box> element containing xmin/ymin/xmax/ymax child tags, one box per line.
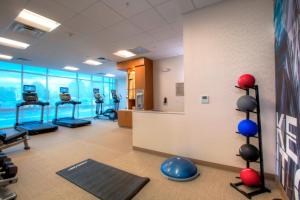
<box><xmin>16</xmin><ymin>57</ymin><xmax>32</xmax><ymax>62</ymax></box>
<box><xmin>130</xmin><ymin>47</ymin><xmax>151</xmax><ymax>55</ymax></box>
<box><xmin>97</xmin><ymin>57</ymin><xmax>112</xmax><ymax>63</ymax></box>
<box><xmin>8</xmin><ymin>21</ymin><xmax>46</xmax><ymax>39</ymax></box>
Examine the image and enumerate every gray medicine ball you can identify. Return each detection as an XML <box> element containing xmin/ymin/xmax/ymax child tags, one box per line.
<box><xmin>237</xmin><ymin>95</ymin><xmax>257</xmax><ymax>112</ymax></box>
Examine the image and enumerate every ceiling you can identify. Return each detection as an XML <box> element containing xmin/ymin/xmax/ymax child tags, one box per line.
<box><xmin>0</xmin><ymin>0</ymin><xmax>222</xmax><ymax>77</ymax></box>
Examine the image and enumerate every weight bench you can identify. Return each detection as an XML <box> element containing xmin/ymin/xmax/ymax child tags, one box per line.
<box><xmin>0</xmin><ymin>129</ymin><xmax>30</xmax><ymax>151</ymax></box>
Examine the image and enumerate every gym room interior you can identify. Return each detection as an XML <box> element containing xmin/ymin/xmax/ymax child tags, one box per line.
<box><xmin>0</xmin><ymin>0</ymin><xmax>298</xmax><ymax>199</ymax></box>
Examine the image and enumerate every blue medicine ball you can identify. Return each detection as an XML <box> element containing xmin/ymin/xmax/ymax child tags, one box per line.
<box><xmin>238</xmin><ymin>119</ymin><xmax>258</xmax><ymax>137</ymax></box>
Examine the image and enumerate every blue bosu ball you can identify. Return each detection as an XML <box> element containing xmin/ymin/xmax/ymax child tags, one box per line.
<box><xmin>160</xmin><ymin>157</ymin><xmax>199</xmax><ymax>181</ymax></box>
<box><xmin>238</xmin><ymin>119</ymin><xmax>258</xmax><ymax>137</ymax></box>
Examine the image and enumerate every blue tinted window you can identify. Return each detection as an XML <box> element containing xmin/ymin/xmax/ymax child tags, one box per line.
<box><xmin>48</xmin><ymin>69</ymin><xmax>77</xmax><ymax>78</ymax></box>
<box><xmin>78</xmin><ymin>73</ymin><xmax>91</xmax><ymax>80</ymax></box>
<box><xmin>23</xmin><ymin>65</ymin><xmax>47</xmax><ymax>75</ymax></box>
<box><xmin>92</xmin><ymin>75</ymin><xmax>103</xmax><ymax>82</ymax></box>
<box><xmin>0</xmin><ymin>61</ymin><xmax>21</xmax><ymax>72</ymax></box>
<box><xmin>0</xmin><ymin>71</ymin><xmax>22</xmax><ymax>128</ymax></box>
<box><xmin>78</xmin><ymin>80</ymin><xmax>93</xmax><ymax>118</ymax></box>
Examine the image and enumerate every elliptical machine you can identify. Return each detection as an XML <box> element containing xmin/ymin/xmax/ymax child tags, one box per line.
<box><xmin>93</xmin><ymin>89</ymin><xmax>120</xmax><ymax>121</ymax></box>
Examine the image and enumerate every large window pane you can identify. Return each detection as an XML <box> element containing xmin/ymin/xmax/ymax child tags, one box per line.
<box><xmin>22</xmin><ymin>73</ymin><xmax>48</xmax><ymax>122</ymax></box>
<box><xmin>0</xmin><ymin>71</ymin><xmax>22</xmax><ymax>128</ymax></box>
<box><xmin>48</xmin><ymin>76</ymin><xmax>78</xmax><ymax>119</ymax></box>
<box><xmin>0</xmin><ymin>61</ymin><xmax>21</xmax><ymax>72</ymax></box>
<box><xmin>48</xmin><ymin>69</ymin><xmax>77</xmax><ymax>78</ymax></box>
<box><xmin>23</xmin><ymin>65</ymin><xmax>47</xmax><ymax>75</ymax></box>
<box><xmin>78</xmin><ymin>80</ymin><xmax>93</xmax><ymax>118</ymax></box>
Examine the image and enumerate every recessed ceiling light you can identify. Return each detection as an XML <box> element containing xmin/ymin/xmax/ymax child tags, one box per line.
<box><xmin>83</xmin><ymin>59</ymin><xmax>102</xmax><ymax>66</ymax></box>
<box><xmin>0</xmin><ymin>37</ymin><xmax>30</xmax><ymax>49</ymax></box>
<box><xmin>0</xmin><ymin>54</ymin><xmax>13</xmax><ymax>60</ymax></box>
<box><xmin>63</xmin><ymin>66</ymin><xmax>79</xmax><ymax>71</ymax></box>
<box><xmin>15</xmin><ymin>9</ymin><xmax>61</xmax><ymax>32</ymax></box>
<box><xmin>104</xmin><ymin>73</ymin><xmax>116</xmax><ymax>77</ymax></box>
<box><xmin>113</xmin><ymin>50</ymin><xmax>136</xmax><ymax>58</ymax></box>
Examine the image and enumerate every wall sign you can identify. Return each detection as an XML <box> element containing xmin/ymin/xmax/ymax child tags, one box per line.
<box><xmin>275</xmin><ymin>0</ymin><xmax>300</xmax><ymax>199</ymax></box>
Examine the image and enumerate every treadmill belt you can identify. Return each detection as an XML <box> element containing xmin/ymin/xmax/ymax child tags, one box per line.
<box><xmin>57</xmin><ymin>159</ymin><xmax>150</xmax><ymax>200</ymax></box>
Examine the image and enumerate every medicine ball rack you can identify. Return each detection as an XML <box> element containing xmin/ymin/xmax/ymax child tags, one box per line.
<box><xmin>230</xmin><ymin>85</ymin><xmax>271</xmax><ymax>199</ymax></box>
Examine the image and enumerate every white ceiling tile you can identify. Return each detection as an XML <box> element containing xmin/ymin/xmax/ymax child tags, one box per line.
<box><xmin>25</xmin><ymin>0</ymin><xmax>76</xmax><ymax>23</ymax></box>
<box><xmin>146</xmin><ymin>0</ymin><xmax>170</xmax><ymax>6</ymax></box>
<box><xmin>63</xmin><ymin>14</ymin><xmax>104</xmax><ymax>36</ymax></box>
<box><xmin>156</xmin><ymin>0</ymin><xmax>181</xmax><ymax>24</ymax></box>
<box><xmin>102</xmin><ymin>0</ymin><xmax>151</xmax><ymax>18</ymax></box>
<box><xmin>89</xmin><ymin>20</ymin><xmax>142</xmax><ymax>45</ymax></box>
<box><xmin>176</xmin><ymin>0</ymin><xmax>195</xmax><ymax>14</ymax></box>
<box><xmin>129</xmin><ymin>9</ymin><xmax>167</xmax><ymax>31</ymax></box>
<box><xmin>82</xmin><ymin>1</ymin><xmax>123</xmax><ymax>28</ymax></box>
<box><xmin>55</xmin><ymin>0</ymin><xmax>98</xmax><ymax>13</ymax></box>
<box><xmin>148</xmin><ymin>25</ymin><xmax>176</xmax><ymax>41</ymax></box>
<box><xmin>192</xmin><ymin>0</ymin><xmax>223</xmax><ymax>9</ymax></box>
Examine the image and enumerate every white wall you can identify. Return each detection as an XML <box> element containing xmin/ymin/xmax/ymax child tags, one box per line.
<box><xmin>133</xmin><ymin>0</ymin><xmax>276</xmax><ymax>174</ymax></box>
<box><xmin>153</xmin><ymin>56</ymin><xmax>184</xmax><ymax>112</ymax></box>
<box><xmin>184</xmin><ymin>0</ymin><xmax>275</xmax><ymax>173</ymax></box>
<box><xmin>117</xmin><ymin>76</ymin><xmax>127</xmax><ymax>109</ymax></box>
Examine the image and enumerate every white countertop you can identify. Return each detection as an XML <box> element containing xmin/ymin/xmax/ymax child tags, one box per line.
<box><xmin>133</xmin><ymin>110</ymin><xmax>185</xmax><ymax>115</ymax></box>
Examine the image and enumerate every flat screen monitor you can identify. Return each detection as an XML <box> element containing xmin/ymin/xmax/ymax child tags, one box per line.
<box><xmin>60</xmin><ymin>87</ymin><xmax>69</xmax><ymax>94</ymax></box>
<box><xmin>93</xmin><ymin>88</ymin><xmax>99</xmax><ymax>94</ymax></box>
<box><xmin>23</xmin><ymin>85</ymin><xmax>36</xmax><ymax>93</ymax></box>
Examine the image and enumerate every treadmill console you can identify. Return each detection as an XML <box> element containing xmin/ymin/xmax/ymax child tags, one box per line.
<box><xmin>23</xmin><ymin>85</ymin><xmax>38</xmax><ymax>102</ymax></box>
<box><xmin>59</xmin><ymin>87</ymin><xmax>71</xmax><ymax>102</ymax></box>
<box><xmin>93</xmin><ymin>88</ymin><xmax>103</xmax><ymax>103</ymax></box>
<box><xmin>111</xmin><ymin>90</ymin><xmax>120</xmax><ymax>103</ymax></box>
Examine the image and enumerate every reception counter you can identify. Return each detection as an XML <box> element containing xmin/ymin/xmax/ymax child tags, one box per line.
<box><xmin>132</xmin><ymin>110</ymin><xmax>186</xmax><ymax>155</ymax></box>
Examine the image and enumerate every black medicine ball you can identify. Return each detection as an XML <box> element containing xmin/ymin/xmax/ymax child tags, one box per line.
<box><xmin>239</xmin><ymin>144</ymin><xmax>259</xmax><ymax>162</ymax></box>
<box><xmin>237</xmin><ymin>95</ymin><xmax>257</xmax><ymax>112</ymax></box>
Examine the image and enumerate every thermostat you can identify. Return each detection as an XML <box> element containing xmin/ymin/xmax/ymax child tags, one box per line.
<box><xmin>201</xmin><ymin>96</ymin><xmax>209</xmax><ymax>104</ymax></box>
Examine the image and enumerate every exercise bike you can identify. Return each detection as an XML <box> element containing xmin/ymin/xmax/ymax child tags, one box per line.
<box><xmin>93</xmin><ymin>89</ymin><xmax>120</xmax><ymax>121</ymax></box>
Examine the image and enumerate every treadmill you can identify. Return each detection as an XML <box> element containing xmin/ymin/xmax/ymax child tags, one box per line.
<box><xmin>52</xmin><ymin>87</ymin><xmax>91</xmax><ymax>128</ymax></box>
<box><xmin>15</xmin><ymin>85</ymin><xmax>58</xmax><ymax>135</ymax></box>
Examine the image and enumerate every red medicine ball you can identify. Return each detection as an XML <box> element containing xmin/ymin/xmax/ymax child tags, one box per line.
<box><xmin>238</xmin><ymin>74</ymin><xmax>256</xmax><ymax>89</ymax></box>
<box><xmin>240</xmin><ymin>168</ymin><xmax>260</xmax><ymax>187</ymax></box>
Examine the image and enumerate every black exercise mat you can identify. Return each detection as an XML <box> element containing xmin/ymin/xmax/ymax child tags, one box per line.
<box><xmin>56</xmin><ymin>159</ymin><xmax>150</xmax><ymax>200</ymax></box>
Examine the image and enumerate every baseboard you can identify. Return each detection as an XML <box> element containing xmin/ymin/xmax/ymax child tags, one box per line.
<box><xmin>276</xmin><ymin>179</ymin><xmax>289</xmax><ymax>200</ymax></box>
<box><xmin>133</xmin><ymin>146</ymin><xmax>276</xmax><ymax>180</ymax></box>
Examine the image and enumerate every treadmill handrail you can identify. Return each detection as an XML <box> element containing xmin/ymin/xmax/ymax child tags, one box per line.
<box><xmin>17</xmin><ymin>101</ymin><xmax>49</xmax><ymax>107</ymax></box>
<box><xmin>55</xmin><ymin>101</ymin><xmax>81</xmax><ymax>106</ymax></box>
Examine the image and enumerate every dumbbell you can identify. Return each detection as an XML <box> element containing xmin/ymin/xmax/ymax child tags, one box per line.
<box><xmin>0</xmin><ymin>153</ymin><xmax>17</xmax><ymax>179</ymax></box>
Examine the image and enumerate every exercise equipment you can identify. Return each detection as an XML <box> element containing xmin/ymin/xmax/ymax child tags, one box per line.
<box><xmin>231</xmin><ymin>83</ymin><xmax>270</xmax><ymax>199</ymax></box>
<box><xmin>160</xmin><ymin>157</ymin><xmax>199</xmax><ymax>181</ymax></box>
<box><xmin>237</xmin><ymin>119</ymin><xmax>258</xmax><ymax>137</ymax></box>
<box><xmin>240</xmin><ymin>168</ymin><xmax>260</xmax><ymax>187</ymax></box>
<box><xmin>237</xmin><ymin>74</ymin><xmax>256</xmax><ymax>89</ymax></box>
<box><xmin>0</xmin><ymin>128</ymin><xmax>30</xmax><ymax>151</ymax></box>
<box><xmin>239</xmin><ymin>144</ymin><xmax>259</xmax><ymax>162</ymax></box>
<box><xmin>0</xmin><ymin>153</ymin><xmax>18</xmax><ymax>200</ymax></box>
<box><xmin>15</xmin><ymin>85</ymin><xmax>58</xmax><ymax>135</ymax></box>
<box><xmin>53</xmin><ymin>87</ymin><xmax>91</xmax><ymax>128</ymax></box>
<box><xmin>93</xmin><ymin>89</ymin><xmax>119</xmax><ymax>121</ymax></box>
<box><xmin>237</xmin><ymin>95</ymin><xmax>257</xmax><ymax>112</ymax></box>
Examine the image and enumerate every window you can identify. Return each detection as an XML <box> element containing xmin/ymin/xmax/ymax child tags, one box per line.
<box><xmin>0</xmin><ymin>61</ymin><xmax>117</xmax><ymax>128</ymax></box>
<box><xmin>48</xmin><ymin>76</ymin><xmax>77</xmax><ymax>119</ymax></box>
<box><xmin>0</xmin><ymin>71</ymin><xmax>22</xmax><ymax>128</ymax></box>
<box><xmin>22</xmin><ymin>73</ymin><xmax>48</xmax><ymax>122</ymax></box>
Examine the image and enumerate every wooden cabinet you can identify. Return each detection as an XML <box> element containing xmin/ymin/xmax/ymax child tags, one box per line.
<box><xmin>117</xmin><ymin>57</ymin><xmax>153</xmax><ymax>110</ymax></box>
<box><xmin>118</xmin><ymin>110</ymin><xmax>132</xmax><ymax>128</ymax></box>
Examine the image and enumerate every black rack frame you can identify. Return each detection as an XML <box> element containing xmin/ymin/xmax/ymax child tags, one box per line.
<box><xmin>230</xmin><ymin>85</ymin><xmax>271</xmax><ymax>199</ymax></box>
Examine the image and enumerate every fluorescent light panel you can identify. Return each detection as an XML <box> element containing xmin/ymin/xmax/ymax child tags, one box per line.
<box><xmin>113</xmin><ymin>50</ymin><xmax>136</xmax><ymax>58</ymax></box>
<box><xmin>0</xmin><ymin>54</ymin><xmax>13</xmax><ymax>60</ymax></box>
<box><xmin>0</xmin><ymin>37</ymin><xmax>30</xmax><ymax>49</ymax></box>
<box><xmin>83</xmin><ymin>59</ymin><xmax>102</xmax><ymax>66</ymax></box>
<box><xmin>15</xmin><ymin>9</ymin><xmax>61</xmax><ymax>32</ymax></box>
<box><xmin>63</xmin><ymin>66</ymin><xmax>79</xmax><ymax>71</ymax></box>
<box><xmin>105</xmin><ymin>73</ymin><xmax>115</xmax><ymax>77</ymax></box>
